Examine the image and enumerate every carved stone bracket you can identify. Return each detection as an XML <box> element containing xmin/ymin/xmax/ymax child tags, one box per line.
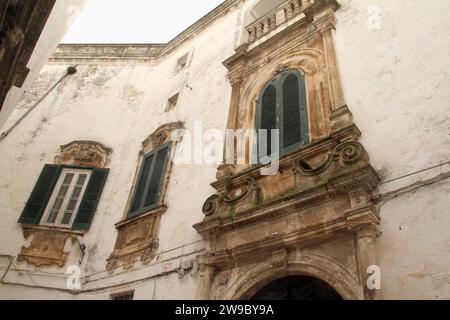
<box><xmin>55</xmin><ymin>141</ymin><xmax>112</xmax><ymax>168</ymax></box>
<box><xmin>17</xmin><ymin>225</ymin><xmax>84</xmax><ymax>268</ymax></box>
<box><xmin>106</xmin><ymin>205</ymin><xmax>167</xmax><ymax>273</ymax></box>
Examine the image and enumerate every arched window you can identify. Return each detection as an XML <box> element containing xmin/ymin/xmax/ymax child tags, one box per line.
<box><xmin>256</xmin><ymin>69</ymin><xmax>309</xmax><ymax>162</ymax></box>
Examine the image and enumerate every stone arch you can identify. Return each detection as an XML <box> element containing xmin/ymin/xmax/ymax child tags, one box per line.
<box><xmin>221</xmin><ymin>253</ymin><xmax>364</xmax><ymax>300</ymax></box>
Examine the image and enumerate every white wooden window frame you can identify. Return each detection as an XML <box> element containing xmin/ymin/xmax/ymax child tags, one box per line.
<box><xmin>41</xmin><ymin>168</ymin><xmax>92</xmax><ymax>228</ymax></box>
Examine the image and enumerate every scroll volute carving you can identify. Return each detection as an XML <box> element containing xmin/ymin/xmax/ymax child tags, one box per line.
<box><xmin>55</xmin><ymin>141</ymin><xmax>112</xmax><ymax>168</ymax></box>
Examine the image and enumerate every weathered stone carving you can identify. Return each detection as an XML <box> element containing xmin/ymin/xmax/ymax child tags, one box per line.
<box><xmin>194</xmin><ymin>0</ymin><xmax>382</xmax><ymax>300</ymax></box>
<box><xmin>0</xmin><ymin>0</ymin><xmax>57</xmax><ymax>109</ymax></box>
<box><xmin>107</xmin><ymin>122</ymin><xmax>185</xmax><ymax>273</ymax></box>
<box><xmin>106</xmin><ymin>206</ymin><xmax>166</xmax><ymax>273</ymax></box>
<box><xmin>55</xmin><ymin>141</ymin><xmax>112</xmax><ymax>168</ymax></box>
<box><xmin>294</xmin><ymin>140</ymin><xmax>365</xmax><ymax>178</ymax></box>
<box><xmin>17</xmin><ymin>225</ymin><xmax>83</xmax><ymax>268</ymax></box>
<box><xmin>202</xmin><ymin>177</ymin><xmax>262</xmax><ymax>217</ymax></box>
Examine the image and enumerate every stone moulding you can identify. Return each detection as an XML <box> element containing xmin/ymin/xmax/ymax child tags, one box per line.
<box><xmin>17</xmin><ymin>225</ymin><xmax>84</xmax><ymax>268</ymax></box>
<box><xmin>48</xmin><ymin>0</ymin><xmax>245</xmax><ymax>65</ymax></box>
<box><xmin>55</xmin><ymin>140</ymin><xmax>112</xmax><ymax>168</ymax></box>
<box><xmin>106</xmin><ymin>205</ymin><xmax>167</xmax><ymax>273</ymax></box>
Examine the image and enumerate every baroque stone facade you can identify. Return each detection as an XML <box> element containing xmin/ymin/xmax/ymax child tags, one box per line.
<box><xmin>0</xmin><ymin>0</ymin><xmax>449</xmax><ymax>300</ymax></box>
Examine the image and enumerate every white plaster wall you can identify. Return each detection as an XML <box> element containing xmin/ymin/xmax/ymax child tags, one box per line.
<box><xmin>335</xmin><ymin>0</ymin><xmax>450</xmax><ymax>299</ymax></box>
<box><xmin>0</xmin><ymin>0</ymin><xmax>88</xmax><ymax>129</ymax></box>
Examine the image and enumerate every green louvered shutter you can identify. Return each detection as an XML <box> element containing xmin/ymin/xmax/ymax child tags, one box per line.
<box><xmin>72</xmin><ymin>168</ymin><xmax>109</xmax><ymax>230</ymax></box>
<box><xmin>18</xmin><ymin>165</ymin><xmax>62</xmax><ymax>225</ymax></box>
<box><xmin>259</xmin><ymin>84</ymin><xmax>277</xmax><ymax>160</ymax></box>
<box><xmin>282</xmin><ymin>72</ymin><xmax>309</xmax><ymax>154</ymax></box>
<box><xmin>128</xmin><ymin>153</ymin><xmax>154</xmax><ymax>218</ymax></box>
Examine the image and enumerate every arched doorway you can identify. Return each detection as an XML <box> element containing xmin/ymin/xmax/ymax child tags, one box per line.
<box><xmin>251</xmin><ymin>276</ymin><xmax>343</xmax><ymax>300</ymax></box>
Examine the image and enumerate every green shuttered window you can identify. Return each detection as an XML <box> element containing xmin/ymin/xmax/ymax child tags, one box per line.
<box><xmin>256</xmin><ymin>69</ymin><xmax>309</xmax><ymax>161</ymax></box>
<box><xmin>18</xmin><ymin>165</ymin><xmax>109</xmax><ymax>230</ymax></box>
<box><xmin>128</xmin><ymin>143</ymin><xmax>170</xmax><ymax>219</ymax></box>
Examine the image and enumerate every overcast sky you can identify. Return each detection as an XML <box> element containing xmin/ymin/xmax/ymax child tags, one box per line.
<box><xmin>63</xmin><ymin>0</ymin><xmax>225</xmax><ymax>44</ymax></box>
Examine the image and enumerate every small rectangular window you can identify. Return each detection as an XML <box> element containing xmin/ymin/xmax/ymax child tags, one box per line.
<box><xmin>111</xmin><ymin>291</ymin><xmax>134</xmax><ymax>300</ymax></box>
<box><xmin>42</xmin><ymin>169</ymin><xmax>91</xmax><ymax>228</ymax></box>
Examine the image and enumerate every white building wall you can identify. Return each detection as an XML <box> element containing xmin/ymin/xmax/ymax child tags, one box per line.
<box><xmin>0</xmin><ymin>0</ymin><xmax>449</xmax><ymax>299</ymax></box>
